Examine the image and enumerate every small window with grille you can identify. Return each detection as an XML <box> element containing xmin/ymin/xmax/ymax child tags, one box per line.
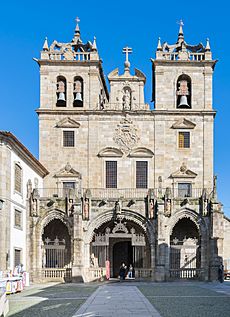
<box><xmin>14</xmin><ymin>163</ymin><xmax>22</xmax><ymax>193</ymax></box>
<box><xmin>136</xmin><ymin>161</ymin><xmax>148</xmax><ymax>188</ymax></box>
<box><xmin>106</xmin><ymin>161</ymin><xmax>117</xmax><ymax>188</ymax></box>
<box><xmin>178</xmin><ymin>183</ymin><xmax>192</xmax><ymax>198</ymax></box>
<box><xmin>14</xmin><ymin>209</ymin><xmax>22</xmax><ymax>229</ymax></box>
<box><xmin>178</xmin><ymin>132</ymin><xmax>190</xmax><ymax>148</ymax></box>
<box><xmin>63</xmin><ymin>131</ymin><xmax>75</xmax><ymax>147</ymax></box>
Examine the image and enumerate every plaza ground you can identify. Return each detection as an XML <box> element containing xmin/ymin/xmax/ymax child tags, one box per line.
<box><xmin>7</xmin><ymin>280</ymin><xmax>230</xmax><ymax>317</ymax></box>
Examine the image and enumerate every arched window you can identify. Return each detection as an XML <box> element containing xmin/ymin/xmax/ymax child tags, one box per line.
<box><xmin>176</xmin><ymin>74</ymin><xmax>191</xmax><ymax>109</ymax></box>
<box><xmin>56</xmin><ymin>76</ymin><xmax>67</xmax><ymax>107</ymax></box>
<box><xmin>73</xmin><ymin>76</ymin><xmax>83</xmax><ymax>107</ymax></box>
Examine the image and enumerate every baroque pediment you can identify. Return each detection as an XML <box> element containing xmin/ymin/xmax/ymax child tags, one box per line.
<box><xmin>171</xmin><ymin>118</ymin><xmax>196</xmax><ymax>129</ymax></box>
<box><xmin>98</xmin><ymin>147</ymin><xmax>123</xmax><ymax>157</ymax></box>
<box><xmin>54</xmin><ymin>162</ymin><xmax>81</xmax><ymax>178</ymax></box>
<box><xmin>129</xmin><ymin>147</ymin><xmax>154</xmax><ymax>158</ymax></box>
<box><xmin>55</xmin><ymin>117</ymin><xmax>80</xmax><ymax>129</ymax></box>
<box><xmin>171</xmin><ymin>163</ymin><xmax>197</xmax><ymax>178</ymax></box>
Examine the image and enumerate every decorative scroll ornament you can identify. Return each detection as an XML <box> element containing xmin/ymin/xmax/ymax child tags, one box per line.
<box><xmin>113</xmin><ymin>118</ymin><xmax>140</xmax><ymax>154</ymax></box>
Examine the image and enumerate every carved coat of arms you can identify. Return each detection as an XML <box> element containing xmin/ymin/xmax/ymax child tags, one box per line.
<box><xmin>113</xmin><ymin>118</ymin><xmax>139</xmax><ymax>154</ymax></box>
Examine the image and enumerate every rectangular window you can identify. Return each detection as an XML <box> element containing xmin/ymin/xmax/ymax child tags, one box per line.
<box><xmin>14</xmin><ymin>209</ymin><xmax>22</xmax><ymax>229</ymax></box>
<box><xmin>14</xmin><ymin>249</ymin><xmax>22</xmax><ymax>267</ymax></box>
<box><xmin>106</xmin><ymin>161</ymin><xmax>117</xmax><ymax>188</ymax></box>
<box><xmin>63</xmin><ymin>182</ymin><xmax>75</xmax><ymax>196</ymax></box>
<box><xmin>136</xmin><ymin>161</ymin><xmax>148</xmax><ymax>188</ymax></box>
<box><xmin>63</xmin><ymin>131</ymin><xmax>75</xmax><ymax>147</ymax></box>
<box><xmin>14</xmin><ymin>164</ymin><xmax>22</xmax><ymax>193</ymax></box>
<box><xmin>178</xmin><ymin>132</ymin><xmax>190</xmax><ymax>148</ymax></box>
<box><xmin>178</xmin><ymin>183</ymin><xmax>192</xmax><ymax>198</ymax></box>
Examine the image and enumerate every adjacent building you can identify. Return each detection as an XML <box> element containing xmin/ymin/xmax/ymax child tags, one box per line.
<box><xmin>0</xmin><ymin>132</ymin><xmax>48</xmax><ymax>274</ymax></box>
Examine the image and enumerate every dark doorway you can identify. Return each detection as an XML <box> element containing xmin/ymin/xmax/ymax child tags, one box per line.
<box><xmin>113</xmin><ymin>241</ymin><xmax>133</xmax><ymax>277</ymax></box>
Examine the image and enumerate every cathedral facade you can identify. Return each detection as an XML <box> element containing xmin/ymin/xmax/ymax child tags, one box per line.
<box><xmin>26</xmin><ymin>20</ymin><xmax>229</xmax><ymax>282</ymax></box>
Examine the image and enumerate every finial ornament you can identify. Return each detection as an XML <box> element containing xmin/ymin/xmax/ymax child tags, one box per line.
<box><xmin>157</xmin><ymin>37</ymin><xmax>162</xmax><ymax>51</ymax></box>
<box><xmin>42</xmin><ymin>37</ymin><xmax>49</xmax><ymax>51</ymax></box>
<box><xmin>122</xmin><ymin>46</ymin><xmax>132</xmax><ymax>72</ymax></box>
<box><xmin>205</xmin><ymin>38</ymin><xmax>211</xmax><ymax>51</ymax></box>
<box><xmin>92</xmin><ymin>36</ymin><xmax>97</xmax><ymax>51</ymax></box>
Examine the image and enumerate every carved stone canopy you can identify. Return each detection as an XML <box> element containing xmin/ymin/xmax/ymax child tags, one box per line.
<box><xmin>55</xmin><ymin>117</ymin><xmax>80</xmax><ymax>129</ymax></box>
<box><xmin>54</xmin><ymin>162</ymin><xmax>82</xmax><ymax>179</ymax></box>
<box><xmin>171</xmin><ymin>118</ymin><xmax>196</xmax><ymax>129</ymax></box>
<box><xmin>171</xmin><ymin>163</ymin><xmax>197</xmax><ymax>178</ymax></box>
<box><xmin>92</xmin><ymin>219</ymin><xmax>145</xmax><ymax>247</ymax></box>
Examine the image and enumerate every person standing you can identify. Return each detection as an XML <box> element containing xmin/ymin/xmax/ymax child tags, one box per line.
<box><xmin>119</xmin><ymin>263</ymin><xmax>126</xmax><ymax>281</ymax></box>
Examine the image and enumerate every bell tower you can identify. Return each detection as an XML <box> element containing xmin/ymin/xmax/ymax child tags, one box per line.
<box><xmin>35</xmin><ymin>18</ymin><xmax>109</xmax><ymax>188</ymax></box>
<box><xmin>151</xmin><ymin>21</ymin><xmax>217</xmax><ymax>191</ymax></box>
<box><xmin>152</xmin><ymin>20</ymin><xmax>216</xmax><ymax>111</ymax></box>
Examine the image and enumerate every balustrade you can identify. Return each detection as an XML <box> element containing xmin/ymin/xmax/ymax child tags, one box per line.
<box><xmin>169</xmin><ymin>268</ymin><xmax>203</xmax><ymax>279</ymax></box>
<box><xmin>36</xmin><ymin>187</ymin><xmax>212</xmax><ymax>200</ymax></box>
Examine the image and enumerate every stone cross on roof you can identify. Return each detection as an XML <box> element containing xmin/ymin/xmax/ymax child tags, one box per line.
<box><xmin>122</xmin><ymin>46</ymin><xmax>132</xmax><ymax>72</ymax></box>
<box><xmin>73</xmin><ymin>16</ymin><xmax>81</xmax><ymax>42</ymax></box>
<box><xmin>177</xmin><ymin>19</ymin><xmax>184</xmax><ymax>41</ymax></box>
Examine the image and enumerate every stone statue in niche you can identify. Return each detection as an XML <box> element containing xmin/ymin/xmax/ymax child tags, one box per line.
<box><xmin>201</xmin><ymin>189</ymin><xmax>209</xmax><ymax>217</ymax></box>
<box><xmin>149</xmin><ymin>199</ymin><xmax>155</xmax><ymax>219</ymax></box>
<box><xmin>158</xmin><ymin>176</ymin><xmax>163</xmax><ymax>197</ymax></box>
<box><xmin>122</xmin><ymin>88</ymin><xmax>131</xmax><ymax>111</ymax></box>
<box><xmin>164</xmin><ymin>187</ymin><xmax>172</xmax><ymax>217</ymax></box>
<box><xmin>115</xmin><ymin>200</ymin><xmax>122</xmax><ymax>214</ymax></box>
<box><xmin>83</xmin><ymin>197</ymin><xmax>89</xmax><ymax>220</ymax></box>
<box><xmin>27</xmin><ymin>179</ymin><xmax>32</xmax><ymax>198</ymax></box>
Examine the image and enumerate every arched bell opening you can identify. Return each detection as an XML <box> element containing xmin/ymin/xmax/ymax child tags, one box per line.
<box><xmin>42</xmin><ymin>219</ymin><xmax>71</xmax><ymax>269</ymax></box>
<box><xmin>170</xmin><ymin>218</ymin><xmax>200</xmax><ymax>278</ymax></box>
<box><xmin>176</xmin><ymin>74</ymin><xmax>191</xmax><ymax>109</ymax></box>
<box><xmin>90</xmin><ymin>218</ymin><xmax>151</xmax><ymax>278</ymax></box>
<box><xmin>73</xmin><ymin>76</ymin><xmax>83</xmax><ymax>107</ymax></box>
<box><xmin>56</xmin><ymin>76</ymin><xmax>67</xmax><ymax>107</ymax></box>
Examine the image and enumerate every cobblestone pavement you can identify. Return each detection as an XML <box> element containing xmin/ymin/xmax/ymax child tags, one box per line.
<box><xmin>138</xmin><ymin>281</ymin><xmax>230</xmax><ymax>317</ymax></box>
<box><xmin>7</xmin><ymin>282</ymin><xmax>97</xmax><ymax>317</ymax></box>
<box><xmin>7</xmin><ymin>281</ymin><xmax>230</xmax><ymax>317</ymax></box>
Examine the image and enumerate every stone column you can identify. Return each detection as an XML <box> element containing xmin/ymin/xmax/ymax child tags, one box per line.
<box><xmin>72</xmin><ymin>203</ymin><xmax>84</xmax><ymax>282</ymax></box>
<box><xmin>154</xmin><ymin>201</ymin><xmax>167</xmax><ymax>281</ymax></box>
<box><xmin>209</xmin><ymin>204</ymin><xmax>224</xmax><ymax>281</ymax></box>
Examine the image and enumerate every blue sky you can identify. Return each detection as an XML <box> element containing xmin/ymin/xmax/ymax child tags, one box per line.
<box><xmin>0</xmin><ymin>0</ymin><xmax>229</xmax><ymax>215</ymax></box>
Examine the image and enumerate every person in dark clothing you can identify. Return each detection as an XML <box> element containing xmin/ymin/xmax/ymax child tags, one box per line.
<box><xmin>218</xmin><ymin>264</ymin><xmax>224</xmax><ymax>283</ymax></box>
<box><xmin>119</xmin><ymin>263</ymin><xmax>127</xmax><ymax>281</ymax></box>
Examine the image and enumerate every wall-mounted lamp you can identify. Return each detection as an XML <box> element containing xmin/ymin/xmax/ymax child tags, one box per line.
<box><xmin>47</xmin><ymin>199</ymin><xmax>55</xmax><ymax>207</ymax></box>
<box><xmin>99</xmin><ymin>199</ymin><xmax>107</xmax><ymax>207</ymax></box>
<box><xmin>0</xmin><ymin>199</ymin><xmax>4</xmax><ymax>210</ymax></box>
<box><xmin>127</xmin><ymin>199</ymin><xmax>135</xmax><ymax>207</ymax></box>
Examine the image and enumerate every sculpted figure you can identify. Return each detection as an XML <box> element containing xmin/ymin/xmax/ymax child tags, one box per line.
<box><xmin>123</xmin><ymin>89</ymin><xmax>131</xmax><ymax>110</ymax></box>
